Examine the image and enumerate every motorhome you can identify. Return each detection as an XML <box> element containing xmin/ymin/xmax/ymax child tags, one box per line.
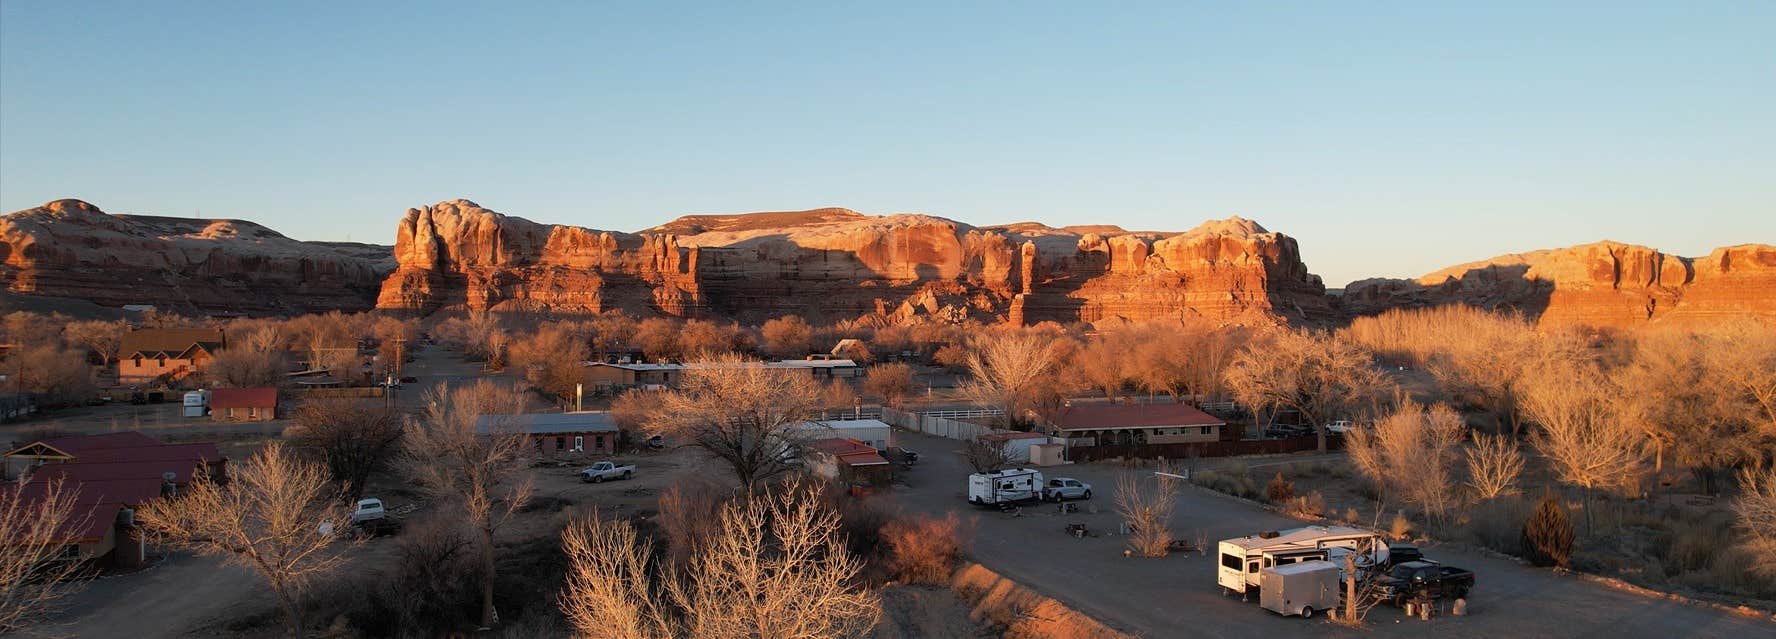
<box><xmin>967</xmin><ymin>468</ymin><xmax>1044</xmax><ymax>506</ymax></box>
<box><xmin>1217</xmin><ymin>525</ymin><xmax>1384</xmax><ymax>595</ymax></box>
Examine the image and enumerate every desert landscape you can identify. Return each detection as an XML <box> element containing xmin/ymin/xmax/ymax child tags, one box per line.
<box><xmin>3</xmin><ymin>4</ymin><xmax>1772</xmax><ymax>639</ymax></box>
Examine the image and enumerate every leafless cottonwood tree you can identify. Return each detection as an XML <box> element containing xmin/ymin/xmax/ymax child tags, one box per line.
<box><xmin>0</xmin><ymin>478</ymin><xmax>88</xmax><ymax>632</ymax></box>
<box><xmin>62</xmin><ymin>319</ymin><xmax>127</xmax><ymax>366</ymax></box>
<box><xmin>558</xmin><ymin>483</ymin><xmax>880</xmax><ymax>639</ymax></box>
<box><xmin>1520</xmin><ymin>358</ymin><xmax>1647</xmax><ymax>531</ymax></box>
<box><xmin>1116</xmin><ymin>465</ymin><xmax>1183</xmax><ymax>557</ymax></box>
<box><xmin>286</xmin><ymin>399</ymin><xmax>403</xmax><ymax>503</ymax></box>
<box><xmin>1425</xmin><ymin>314</ymin><xmax>1537</xmax><ymax>435</ymax></box>
<box><xmin>138</xmin><ymin>442</ymin><xmax>350</xmax><ymax>638</ymax></box>
<box><xmin>647</xmin><ymin>355</ymin><xmax>823</xmax><ymax>492</ymax></box>
<box><xmin>1225</xmin><ymin>328</ymin><xmax>1393</xmax><ymax>452</ymax></box>
<box><xmin>1345</xmin><ymin>401</ymin><xmax>1466</xmax><ymax>520</ymax></box>
<box><xmin>1072</xmin><ymin>331</ymin><xmax>1134</xmax><ymax>400</ymax></box>
<box><xmin>959</xmin><ymin>330</ymin><xmax>1068</xmax><ymax>429</ymax></box>
<box><xmin>1732</xmin><ymin>466</ymin><xmax>1776</xmax><ymax>579</ymax></box>
<box><xmin>863</xmin><ymin>362</ymin><xmax>915</xmax><ymax>408</ymax></box>
<box><xmin>961</xmin><ymin>435</ymin><xmax>1015</xmax><ymax>474</ymax></box>
<box><xmin>208</xmin><ymin>325</ymin><xmax>287</xmax><ymax>388</ymax></box>
<box><xmin>403</xmin><ymin>380</ymin><xmax>533</xmax><ymax>629</ymax></box>
<box><xmin>761</xmin><ymin>315</ymin><xmax>815</xmax><ymax>359</ymax></box>
<box><xmin>1465</xmin><ymin>432</ymin><xmax>1525</xmax><ymax>501</ymax></box>
<box><xmin>508</xmin><ymin>322</ymin><xmax>592</xmax><ymax>403</ymax></box>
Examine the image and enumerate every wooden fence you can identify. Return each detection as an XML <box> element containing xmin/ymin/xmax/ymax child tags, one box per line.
<box><xmin>1064</xmin><ymin>433</ymin><xmax>1342</xmax><ymax>462</ymax></box>
<box><xmin>882</xmin><ymin>407</ymin><xmax>1000</xmax><ymax>441</ymax></box>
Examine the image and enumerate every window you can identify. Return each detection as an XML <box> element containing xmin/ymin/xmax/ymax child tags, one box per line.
<box><xmin>1201</xmin><ymin>426</ymin><xmax>1212</xmax><ymax>435</ymax></box>
<box><xmin>1222</xmin><ymin>554</ymin><xmax>1242</xmax><ymax>570</ymax></box>
<box><xmin>1247</xmin><ymin>560</ymin><xmax>1259</xmax><ymax>574</ymax></box>
<box><xmin>595</xmin><ymin>435</ymin><xmax>606</xmax><ymax>450</ymax></box>
<box><xmin>555</xmin><ymin>436</ymin><xmax>566</xmax><ymax>451</ymax></box>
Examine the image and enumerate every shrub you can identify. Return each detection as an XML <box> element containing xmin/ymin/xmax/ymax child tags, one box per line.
<box><xmin>880</xmin><ymin>513</ymin><xmax>968</xmax><ymax>585</ymax></box>
<box><xmin>1522</xmin><ymin>494</ymin><xmax>1575</xmax><ymax>568</ymax></box>
<box><xmin>656</xmin><ymin>475</ymin><xmax>727</xmax><ymax>563</ymax></box>
<box><xmin>1286</xmin><ymin>491</ymin><xmax>1327</xmax><ymax>518</ymax></box>
<box><xmin>1194</xmin><ymin>469</ymin><xmax>1259</xmax><ymax>500</ymax></box>
<box><xmin>1389</xmin><ymin>512</ymin><xmax>1413</xmax><ymax>540</ymax></box>
<box><xmin>1266</xmin><ymin>472</ymin><xmax>1295</xmax><ymax>503</ymax></box>
<box><xmin>1343</xmin><ymin>507</ymin><xmax>1361</xmax><ymax>523</ymax></box>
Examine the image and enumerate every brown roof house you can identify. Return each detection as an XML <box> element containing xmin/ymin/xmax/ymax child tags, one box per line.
<box><xmin>805</xmin><ymin>437</ymin><xmax>893</xmax><ymax>489</ymax></box>
<box><xmin>117</xmin><ymin>328</ymin><xmax>226</xmax><ymax>385</ymax></box>
<box><xmin>208</xmin><ymin>387</ymin><xmax>278</xmax><ymax>421</ymax></box>
<box><xmin>1046</xmin><ymin>402</ymin><xmax>1227</xmax><ymax>447</ymax></box>
<box><xmin>3</xmin><ymin>432</ymin><xmax>225</xmax><ymax>569</ymax></box>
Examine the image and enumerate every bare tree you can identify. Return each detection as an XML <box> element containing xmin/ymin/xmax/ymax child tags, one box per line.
<box><xmin>207</xmin><ymin>343</ymin><xmax>287</xmax><ymax>388</ymax></box>
<box><xmin>958</xmin><ymin>330</ymin><xmax>1068</xmax><ymax>429</ymax></box>
<box><xmin>1225</xmin><ymin>329</ymin><xmax>1392</xmax><ymax>452</ymax></box>
<box><xmin>1116</xmin><ymin>465</ymin><xmax>1182</xmax><ymax>557</ymax></box>
<box><xmin>0</xmin><ymin>344</ymin><xmax>95</xmax><ymax>406</ymax></box>
<box><xmin>1732</xmin><ymin>466</ymin><xmax>1776</xmax><ymax>578</ymax></box>
<box><xmin>402</xmin><ymin>380</ymin><xmax>534</xmax><ymax>629</ymax></box>
<box><xmin>961</xmin><ymin>435</ymin><xmax>1015</xmax><ymax>473</ymax></box>
<box><xmin>1072</xmin><ymin>332</ymin><xmax>1132</xmax><ymax>400</ymax></box>
<box><xmin>1521</xmin><ymin>358</ymin><xmax>1647</xmax><ymax>531</ymax></box>
<box><xmin>1465</xmin><ymin>432</ymin><xmax>1525</xmax><ymax>502</ymax></box>
<box><xmin>137</xmin><ymin>442</ymin><xmax>350</xmax><ymax>638</ymax></box>
<box><xmin>1344</xmin><ymin>402</ymin><xmax>1466</xmax><ymax>520</ymax></box>
<box><xmin>62</xmin><ymin>319</ymin><xmax>127</xmax><ymax>366</ymax></box>
<box><xmin>863</xmin><ymin>362</ymin><xmax>915</xmax><ymax>408</ymax></box>
<box><xmin>0</xmin><ymin>477</ymin><xmax>88</xmax><ymax>632</ymax></box>
<box><xmin>509</xmin><ymin>322</ymin><xmax>592</xmax><ymax>403</ymax></box>
<box><xmin>761</xmin><ymin>315</ymin><xmax>814</xmax><ymax>359</ymax></box>
<box><xmin>286</xmin><ymin>400</ymin><xmax>404</xmax><ymax>503</ymax></box>
<box><xmin>559</xmin><ymin>482</ymin><xmax>880</xmax><ymax>639</ymax></box>
<box><xmin>647</xmin><ymin>355</ymin><xmax>824</xmax><ymax>492</ymax></box>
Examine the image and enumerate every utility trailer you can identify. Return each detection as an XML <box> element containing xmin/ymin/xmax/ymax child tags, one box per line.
<box><xmin>1259</xmin><ymin>560</ymin><xmax>1342</xmax><ymax>618</ymax></box>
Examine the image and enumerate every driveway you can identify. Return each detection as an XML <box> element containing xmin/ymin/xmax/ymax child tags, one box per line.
<box><xmin>890</xmin><ymin>431</ymin><xmax>1773</xmax><ymax>639</ymax></box>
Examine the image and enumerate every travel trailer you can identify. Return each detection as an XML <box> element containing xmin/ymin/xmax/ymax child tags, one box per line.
<box><xmin>967</xmin><ymin>468</ymin><xmax>1044</xmax><ymax>506</ymax></box>
<box><xmin>1217</xmin><ymin>525</ymin><xmax>1384</xmax><ymax>595</ymax></box>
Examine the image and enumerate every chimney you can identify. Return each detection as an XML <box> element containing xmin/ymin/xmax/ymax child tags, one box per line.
<box><xmin>575</xmin><ymin>384</ymin><xmax>584</xmax><ymax>412</ymax></box>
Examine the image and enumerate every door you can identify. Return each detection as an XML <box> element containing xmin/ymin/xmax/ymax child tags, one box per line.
<box><xmin>573</xmin><ymin>436</ymin><xmax>584</xmax><ymax>452</ymax></box>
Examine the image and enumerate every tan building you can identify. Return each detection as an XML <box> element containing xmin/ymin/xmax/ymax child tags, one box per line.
<box><xmin>1047</xmin><ymin>402</ymin><xmax>1227</xmax><ymax>447</ymax></box>
<box><xmin>117</xmin><ymin>328</ymin><xmax>225</xmax><ymax>384</ymax></box>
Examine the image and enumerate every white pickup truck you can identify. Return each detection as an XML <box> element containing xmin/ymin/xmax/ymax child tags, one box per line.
<box><xmin>579</xmin><ymin>461</ymin><xmax>636</xmax><ymax>483</ymax></box>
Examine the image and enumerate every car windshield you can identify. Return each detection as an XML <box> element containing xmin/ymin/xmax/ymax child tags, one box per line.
<box><xmin>1389</xmin><ymin>565</ymin><xmax>1415</xmax><ymax>579</ymax></box>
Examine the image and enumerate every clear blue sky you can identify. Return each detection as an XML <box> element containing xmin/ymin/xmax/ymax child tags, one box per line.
<box><xmin>3</xmin><ymin>2</ymin><xmax>1771</xmax><ymax>286</ymax></box>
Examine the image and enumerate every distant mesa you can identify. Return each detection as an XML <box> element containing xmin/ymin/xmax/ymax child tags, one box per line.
<box><xmin>3</xmin><ymin>198</ymin><xmax>1772</xmax><ymax>326</ymax></box>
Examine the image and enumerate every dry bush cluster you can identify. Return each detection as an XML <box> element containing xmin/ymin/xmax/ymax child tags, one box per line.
<box><xmin>1116</xmin><ymin>466</ymin><xmax>1183</xmax><ymax>557</ymax></box>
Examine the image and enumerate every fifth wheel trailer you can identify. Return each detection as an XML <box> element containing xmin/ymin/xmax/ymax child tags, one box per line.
<box><xmin>1218</xmin><ymin>525</ymin><xmax>1384</xmax><ymax>595</ymax></box>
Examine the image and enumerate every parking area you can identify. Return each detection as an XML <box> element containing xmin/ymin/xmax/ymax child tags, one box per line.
<box><xmin>888</xmin><ymin>431</ymin><xmax>1773</xmax><ymax>639</ymax></box>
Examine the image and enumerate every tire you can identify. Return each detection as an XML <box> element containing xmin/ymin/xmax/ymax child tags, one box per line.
<box><xmin>1082</xmin><ymin>490</ymin><xmax>1092</xmax><ymax>499</ymax></box>
<box><xmin>623</xmin><ymin>471</ymin><xmax>633</xmax><ymax>480</ymax></box>
<box><xmin>592</xmin><ymin>475</ymin><xmax>604</xmax><ymax>484</ymax></box>
<box><xmin>1300</xmin><ymin>606</ymin><xmax>1314</xmax><ymax>619</ymax></box>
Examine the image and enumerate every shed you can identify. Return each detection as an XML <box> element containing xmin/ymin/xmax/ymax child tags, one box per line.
<box><xmin>791</xmin><ymin>419</ymin><xmax>893</xmax><ymax>452</ymax></box>
<box><xmin>979</xmin><ymin>431</ymin><xmax>1051</xmax><ymax>462</ymax></box>
<box><xmin>805</xmin><ymin>437</ymin><xmax>892</xmax><ymax>487</ymax></box>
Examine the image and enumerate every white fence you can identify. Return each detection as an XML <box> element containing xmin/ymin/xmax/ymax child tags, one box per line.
<box><xmin>882</xmin><ymin>407</ymin><xmax>1000</xmax><ymax>441</ymax></box>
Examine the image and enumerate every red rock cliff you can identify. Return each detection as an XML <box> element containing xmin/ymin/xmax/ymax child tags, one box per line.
<box><xmin>1341</xmin><ymin>241</ymin><xmax>1776</xmax><ymax>325</ymax></box>
<box><xmin>1</xmin><ymin>200</ymin><xmax>393</xmax><ymax>314</ymax></box>
<box><xmin>376</xmin><ymin>200</ymin><xmax>1334</xmax><ymax>325</ymax></box>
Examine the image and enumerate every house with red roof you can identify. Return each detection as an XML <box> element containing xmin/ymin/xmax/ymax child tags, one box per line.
<box><xmin>2</xmin><ymin>432</ymin><xmax>225</xmax><ymax>568</ymax></box>
<box><xmin>1046</xmin><ymin>402</ymin><xmax>1227</xmax><ymax>447</ymax></box>
<box><xmin>209</xmin><ymin>387</ymin><xmax>279</xmax><ymax>421</ymax></box>
<box><xmin>804</xmin><ymin>437</ymin><xmax>893</xmax><ymax>488</ymax></box>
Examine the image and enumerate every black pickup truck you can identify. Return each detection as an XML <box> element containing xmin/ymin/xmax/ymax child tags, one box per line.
<box><xmin>1376</xmin><ymin>561</ymin><xmax>1475</xmax><ymax>604</ymax></box>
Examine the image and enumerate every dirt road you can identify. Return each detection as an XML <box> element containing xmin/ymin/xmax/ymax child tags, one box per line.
<box><xmin>889</xmin><ymin>431</ymin><xmax>1774</xmax><ymax>639</ymax></box>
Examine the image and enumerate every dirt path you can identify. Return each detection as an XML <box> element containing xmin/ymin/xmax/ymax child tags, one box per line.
<box><xmin>20</xmin><ymin>553</ymin><xmax>271</xmax><ymax>639</ymax></box>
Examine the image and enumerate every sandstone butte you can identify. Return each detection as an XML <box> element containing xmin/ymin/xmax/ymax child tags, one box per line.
<box><xmin>0</xmin><ymin>199</ymin><xmax>393</xmax><ymax>314</ymax></box>
<box><xmin>3</xmin><ymin>198</ymin><xmax>1773</xmax><ymax>327</ymax></box>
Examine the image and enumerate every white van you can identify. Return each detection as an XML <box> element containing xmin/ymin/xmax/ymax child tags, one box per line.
<box><xmin>968</xmin><ymin>469</ymin><xmax>1044</xmax><ymax>506</ymax></box>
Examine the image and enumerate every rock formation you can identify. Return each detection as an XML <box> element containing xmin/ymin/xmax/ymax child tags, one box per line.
<box><xmin>1341</xmin><ymin>241</ymin><xmax>1776</xmax><ymax>325</ymax></box>
<box><xmin>1</xmin><ymin>199</ymin><xmax>394</xmax><ymax>314</ymax></box>
<box><xmin>376</xmin><ymin>200</ymin><xmax>1335</xmax><ymax>325</ymax></box>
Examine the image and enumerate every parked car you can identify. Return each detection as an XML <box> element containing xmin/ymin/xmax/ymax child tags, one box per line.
<box><xmin>399</xmin><ymin>376</ymin><xmax>418</xmax><ymax>384</ymax></box>
<box><xmin>645</xmin><ymin>435</ymin><xmax>665</xmax><ymax>450</ymax></box>
<box><xmin>1376</xmin><ymin>560</ymin><xmax>1475</xmax><ymax>604</ymax></box>
<box><xmin>579</xmin><ymin>461</ymin><xmax>636</xmax><ymax>483</ymax></box>
<box><xmin>351</xmin><ymin>498</ymin><xmax>386</xmax><ymax>523</ymax></box>
<box><xmin>1043</xmin><ymin>477</ymin><xmax>1093</xmax><ymax>501</ymax></box>
<box><xmin>1325</xmin><ymin>420</ymin><xmax>1356</xmax><ymax>433</ymax></box>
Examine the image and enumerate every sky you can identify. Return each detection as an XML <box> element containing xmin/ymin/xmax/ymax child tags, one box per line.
<box><xmin>2</xmin><ymin>2</ymin><xmax>1771</xmax><ymax>287</ymax></box>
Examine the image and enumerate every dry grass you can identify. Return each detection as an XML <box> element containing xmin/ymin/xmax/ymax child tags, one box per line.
<box><xmin>881</xmin><ymin>513</ymin><xmax>968</xmax><ymax>585</ymax></box>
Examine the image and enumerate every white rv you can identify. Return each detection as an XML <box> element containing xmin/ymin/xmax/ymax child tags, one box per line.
<box><xmin>1217</xmin><ymin>525</ymin><xmax>1383</xmax><ymax>595</ymax></box>
<box><xmin>967</xmin><ymin>468</ymin><xmax>1044</xmax><ymax>506</ymax></box>
<box><xmin>1259</xmin><ymin>560</ymin><xmax>1341</xmax><ymax>618</ymax></box>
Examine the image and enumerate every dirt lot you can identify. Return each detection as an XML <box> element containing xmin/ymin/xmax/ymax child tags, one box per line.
<box><xmin>889</xmin><ymin>430</ymin><xmax>1776</xmax><ymax>639</ymax></box>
